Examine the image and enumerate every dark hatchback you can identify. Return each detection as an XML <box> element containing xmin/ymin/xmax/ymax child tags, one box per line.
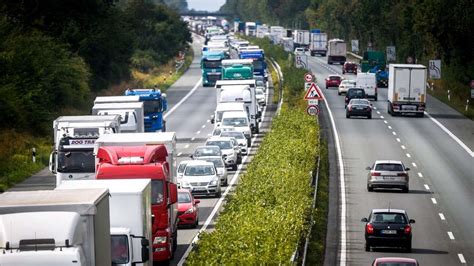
<box><xmin>345</xmin><ymin>88</ymin><xmax>366</xmax><ymax>107</ymax></box>
<box><xmin>342</xmin><ymin>62</ymin><xmax>358</xmax><ymax>74</ymax></box>
<box><xmin>346</xmin><ymin>99</ymin><xmax>372</xmax><ymax>119</ymax></box>
<box><xmin>361</xmin><ymin>209</ymin><xmax>415</xmax><ymax>252</ymax></box>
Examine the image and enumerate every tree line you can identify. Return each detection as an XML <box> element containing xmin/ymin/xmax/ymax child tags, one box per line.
<box><xmin>0</xmin><ymin>0</ymin><xmax>191</xmax><ymax>134</ymax></box>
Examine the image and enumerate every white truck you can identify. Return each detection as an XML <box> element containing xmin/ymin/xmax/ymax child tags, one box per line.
<box><xmin>327</xmin><ymin>39</ymin><xmax>347</xmax><ymax>64</ymax></box>
<box><xmin>56</xmin><ymin>179</ymin><xmax>152</xmax><ymax>266</ymax></box>
<box><xmin>245</xmin><ymin>22</ymin><xmax>256</xmax><ymax>36</ymax></box>
<box><xmin>356</xmin><ymin>72</ymin><xmax>378</xmax><ymax>100</ymax></box>
<box><xmin>0</xmin><ymin>189</ymin><xmax>111</xmax><ymax>266</ymax></box>
<box><xmin>310</xmin><ymin>31</ymin><xmax>328</xmax><ymax>56</ymax></box>
<box><xmin>92</xmin><ymin>102</ymin><xmax>145</xmax><ymax>133</ymax></box>
<box><xmin>387</xmin><ymin>64</ymin><xmax>427</xmax><ymax>117</ymax></box>
<box><xmin>270</xmin><ymin>26</ymin><xmax>285</xmax><ymax>44</ymax></box>
<box><xmin>50</xmin><ymin>115</ymin><xmax>121</xmax><ymax>187</ymax></box>
<box><xmin>293</xmin><ymin>30</ymin><xmax>310</xmax><ymax>50</ymax></box>
<box><xmin>256</xmin><ymin>24</ymin><xmax>269</xmax><ymax>38</ymax></box>
<box><xmin>281</xmin><ymin>37</ymin><xmax>294</xmax><ymax>53</ymax></box>
<box><xmin>215</xmin><ymin>79</ymin><xmax>260</xmax><ymax>134</ymax></box>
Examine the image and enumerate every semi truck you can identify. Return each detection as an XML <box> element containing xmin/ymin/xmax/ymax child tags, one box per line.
<box><xmin>221</xmin><ymin>59</ymin><xmax>254</xmax><ymax>80</ymax></box>
<box><xmin>327</xmin><ymin>39</ymin><xmax>346</xmax><ymax>64</ymax></box>
<box><xmin>92</xmin><ymin>101</ymin><xmax>145</xmax><ymax>133</ymax></box>
<box><xmin>201</xmin><ymin>51</ymin><xmax>226</xmax><ymax>87</ymax></box>
<box><xmin>293</xmin><ymin>30</ymin><xmax>310</xmax><ymax>49</ymax></box>
<box><xmin>270</xmin><ymin>26</ymin><xmax>285</xmax><ymax>44</ymax></box>
<box><xmin>56</xmin><ymin>179</ymin><xmax>152</xmax><ymax>266</ymax></box>
<box><xmin>94</xmin><ymin>132</ymin><xmax>178</xmax><ymax>263</ymax></box>
<box><xmin>124</xmin><ymin>88</ymin><xmax>167</xmax><ymax>132</ymax></box>
<box><xmin>310</xmin><ymin>30</ymin><xmax>328</xmax><ymax>56</ymax></box>
<box><xmin>49</xmin><ymin>115</ymin><xmax>121</xmax><ymax>187</ymax></box>
<box><xmin>281</xmin><ymin>37</ymin><xmax>294</xmax><ymax>53</ymax></box>
<box><xmin>245</xmin><ymin>22</ymin><xmax>256</xmax><ymax>36</ymax></box>
<box><xmin>387</xmin><ymin>64</ymin><xmax>427</xmax><ymax>117</ymax></box>
<box><xmin>215</xmin><ymin>80</ymin><xmax>260</xmax><ymax>134</ymax></box>
<box><xmin>0</xmin><ymin>189</ymin><xmax>111</xmax><ymax>265</ymax></box>
<box><xmin>256</xmin><ymin>24</ymin><xmax>269</xmax><ymax>38</ymax></box>
<box><xmin>239</xmin><ymin>49</ymin><xmax>268</xmax><ymax>81</ymax></box>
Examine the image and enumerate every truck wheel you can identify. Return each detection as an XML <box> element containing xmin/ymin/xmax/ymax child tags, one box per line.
<box><xmin>387</xmin><ymin>103</ymin><xmax>393</xmax><ymax>115</ymax></box>
<box><xmin>215</xmin><ymin>190</ymin><xmax>222</xmax><ymax>198</ymax></box>
<box><xmin>232</xmin><ymin>164</ymin><xmax>238</xmax><ymax>171</ymax></box>
<box><xmin>374</xmin><ymin>95</ymin><xmax>378</xmax><ymax>101</ymax></box>
<box><xmin>417</xmin><ymin>112</ymin><xmax>425</xmax><ymax>118</ymax></box>
<box><xmin>162</xmin><ymin>121</ymin><xmax>167</xmax><ymax>132</ymax></box>
<box><xmin>255</xmin><ymin>124</ymin><xmax>260</xmax><ymax>134</ymax></box>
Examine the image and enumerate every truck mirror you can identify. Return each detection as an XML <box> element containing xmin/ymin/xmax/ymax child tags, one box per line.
<box><xmin>141</xmin><ymin>238</ymin><xmax>149</xmax><ymax>247</ymax></box>
<box><xmin>49</xmin><ymin>151</ymin><xmax>57</xmax><ymax>174</ymax></box>
<box><xmin>141</xmin><ymin>245</ymin><xmax>150</xmax><ymax>262</ymax></box>
<box><xmin>211</xmin><ymin>115</ymin><xmax>215</xmax><ymax>124</ymax></box>
<box><xmin>169</xmin><ymin>183</ymin><xmax>178</xmax><ymax>204</ymax></box>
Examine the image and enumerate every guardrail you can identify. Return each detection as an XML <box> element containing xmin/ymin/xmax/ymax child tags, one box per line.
<box><xmin>347</xmin><ymin>51</ymin><xmax>363</xmax><ymax>60</ymax></box>
<box><xmin>268</xmin><ymin>58</ymin><xmax>284</xmax><ymax>115</ymax></box>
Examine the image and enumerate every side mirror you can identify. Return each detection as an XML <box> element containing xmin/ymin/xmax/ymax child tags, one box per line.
<box><xmin>365</xmin><ymin>166</ymin><xmax>371</xmax><ymax>170</ymax></box>
<box><xmin>162</xmin><ymin>93</ymin><xmax>167</xmax><ymax>99</ymax></box>
<box><xmin>195</xmin><ymin>199</ymin><xmax>200</xmax><ymax>204</ymax></box>
<box><xmin>49</xmin><ymin>151</ymin><xmax>57</xmax><ymax>174</ymax></box>
<box><xmin>169</xmin><ymin>182</ymin><xmax>178</xmax><ymax>204</ymax></box>
<box><xmin>405</xmin><ymin>167</ymin><xmax>411</xmax><ymax>171</ymax></box>
<box><xmin>141</xmin><ymin>244</ymin><xmax>150</xmax><ymax>262</ymax></box>
<box><xmin>211</xmin><ymin>116</ymin><xmax>215</xmax><ymax>124</ymax></box>
<box><xmin>409</xmin><ymin>219</ymin><xmax>416</xmax><ymax>224</ymax></box>
<box><xmin>361</xmin><ymin>218</ymin><xmax>368</xmax><ymax>222</ymax></box>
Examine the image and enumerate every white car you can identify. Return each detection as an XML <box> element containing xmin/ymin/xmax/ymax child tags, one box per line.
<box><xmin>181</xmin><ymin>160</ymin><xmax>221</xmax><ymax>197</ymax></box>
<box><xmin>221</xmin><ymin>111</ymin><xmax>252</xmax><ymax>146</ymax></box>
<box><xmin>220</xmin><ymin>131</ymin><xmax>248</xmax><ymax>153</ymax></box>
<box><xmin>206</xmin><ymin>137</ymin><xmax>239</xmax><ymax>170</ymax></box>
<box><xmin>212</xmin><ymin>126</ymin><xmax>237</xmax><ymax>136</ymax></box>
<box><xmin>200</xmin><ymin>156</ymin><xmax>228</xmax><ymax>186</ymax></box>
<box><xmin>177</xmin><ymin>160</ymin><xmax>195</xmax><ymax>186</ymax></box>
<box><xmin>294</xmin><ymin>47</ymin><xmax>305</xmax><ymax>54</ymax></box>
<box><xmin>256</xmin><ymin>88</ymin><xmax>266</xmax><ymax>106</ymax></box>
<box><xmin>338</xmin><ymin>79</ymin><xmax>357</xmax><ymax>95</ymax></box>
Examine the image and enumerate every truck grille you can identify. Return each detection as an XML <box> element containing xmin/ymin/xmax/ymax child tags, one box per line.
<box><xmin>207</xmin><ymin>74</ymin><xmax>220</xmax><ymax>82</ymax></box>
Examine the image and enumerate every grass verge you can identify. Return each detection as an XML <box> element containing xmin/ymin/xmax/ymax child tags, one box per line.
<box><xmin>428</xmin><ymin>79</ymin><xmax>474</xmax><ymax>119</ymax></box>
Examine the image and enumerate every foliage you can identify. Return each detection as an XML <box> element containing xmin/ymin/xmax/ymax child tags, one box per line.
<box><xmin>162</xmin><ymin>0</ymin><xmax>188</xmax><ymax>12</ymax></box>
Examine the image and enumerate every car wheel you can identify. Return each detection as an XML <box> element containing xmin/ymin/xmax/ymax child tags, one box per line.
<box><xmin>215</xmin><ymin>190</ymin><xmax>222</xmax><ymax>198</ymax></box>
<box><xmin>417</xmin><ymin>112</ymin><xmax>425</xmax><ymax>118</ymax></box>
<box><xmin>405</xmin><ymin>241</ymin><xmax>412</xmax><ymax>252</ymax></box>
<box><xmin>346</xmin><ymin>113</ymin><xmax>350</xmax><ymax>118</ymax></box>
<box><xmin>232</xmin><ymin>164</ymin><xmax>238</xmax><ymax>171</ymax></box>
<box><xmin>374</xmin><ymin>95</ymin><xmax>378</xmax><ymax>101</ymax></box>
<box><xmin>402</xmin><ymin>186</ymin><xmax>409</xmax><ymax>193</ymax></box>
<box><xmin>365</xmin><ymin>243</ymin><xmax>371</xmax><ymax>252</ymax></box>
<box><xmin>193</xmin><ymin>217</ymin><xmax>199</xmax><ymax>228</ymax></box>
<box><xmin>368</xmin><ymin>114</ymin><xmax>372</xmax><ymax>119</ymax></box>
<box><xmin>224</xmin><ymin>177</ymin><xmax>228</xmax><ymax>186</ymax></box>
<box><xmin>367</xmin><ymin>184</ymin><xmax>373</xmax><ymax>192</ymax></box>
<box><xmin>338</xmin><ymin>91</ymin><xmax>341</xmax><ymax>95</ymax></box>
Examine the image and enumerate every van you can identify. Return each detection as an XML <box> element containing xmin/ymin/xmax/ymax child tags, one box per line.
<box><xmin>221</xmin><ymin>111</ymin><xmax>252</xmax><ymax>147</ymax></box>
<box><xmin>212</xmin><ymin>102</ymin><xmax>245</xmax><ymax>127</ymax></box>
<box><xmin>356</xmin><ymin>73</ymin><xmax>377</xmax><ymax>100</ymax></box>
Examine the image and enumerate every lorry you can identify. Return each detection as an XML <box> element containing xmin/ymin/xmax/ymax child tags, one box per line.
<box><xmin>310</xmin><ymin>30</ymin><xmax>328</xmax><ymax>56</ymax></box>
<box><xmin>0</xmin><ymin>189</ymin><xmax>111</xmax><ymax>265</ymax></box>
<box><xmin>56</xmin><ymin>179</ymin><xmax>152</xmax><ymax>266</ymax></box>
<box><xmin>281</xmin><ymin>37</ymin><xmax>294</xmax><ymax>53</ymax></box>
<box><xmin>221</xmin><ymin>59</ymin><xmax>254</xmax><ymax>80</ymax></box>
<box><xmin>293</xmin><ymin>30</ymin><xmax>310</xmax><ymax>50</ymax></box>
<box><xmin>92</xmin><ymin>101</ymin><xmax>145</xmax><ymax>133</ymax></box>
<box><xmin>201</xmin><ymin>50</ymin><xmax>226</xmax><ymax>87</ymax></box>
<box><xmin>125</xmin><ymin>88</ymin><xmax>167</xmax><ymax>132</ymax></box>
<box><xmin>361</xmin><ymin>51</ymin><xmax>389</xmax><ymax>88</ymax></box>
<box><xmin>239</xmin><ymin>49</ymin><xmax>268</xmax><ymax>81</ymax></box>
<box><xmin>49</xmin><ymin>115</ymin><xmax>121</xmax><ymax>187</ymax></box>
<box><xmin>387</xmin><ymin>64</ymin><xmax>427</xmax><ymax>117</ymax></box>
<box><xmin>245</xmin><ymin>22</ymin><xmax>256</xmax><ymax>36</ymax></box>
<box><xmin>215</xmin><ymin>79</ymin><xmax>260</xmax><ymax>134</ymax></box>
<box><xmin>94</xmin><ymin>132</ymin><xmax>178</xmax><ymax>263</ymax></box>
<box><xmin>256</xmin><ymin>24</ymin><xmax>269</xmax><ymax>38</ymax></box>
<box><xmin>327</xmin><ymin>39</ymin><xmax>346</xmax><ymax>64</ymax></box>
<box><xmin>270</xmin><ymin>26</ymin><xmax>285</xmax><ymax>44</ymax></box>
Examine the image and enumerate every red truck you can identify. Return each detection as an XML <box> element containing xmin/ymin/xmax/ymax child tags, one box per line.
<box><xmin>96</xmin><ymin>142</ymin><xmax>178</xmax><ymax>263</ymax></box>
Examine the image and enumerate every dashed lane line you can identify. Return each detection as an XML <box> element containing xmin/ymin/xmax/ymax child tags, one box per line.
<box><xmin>431</xmin><ymin>198</ymin><xmax>438</xmax><ymax>204</ymax></box>
<box><xmin>439</xmin><ymin>213</ymin><xmax>446</xmax><ymax>221</ymax></box>
<box><xmin>447</xmin><ymin>231</ymin><xmax>455</xmax><ymax>240</ymax></box>
<box><xmin>424</xmin><ymin>184</ymin><xmax>430</xmax><ymax>190</ymax></box>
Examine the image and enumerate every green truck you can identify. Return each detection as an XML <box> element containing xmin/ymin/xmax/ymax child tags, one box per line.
<box><xmin>221</xmin><ymin>59</ymin><xmax>254</xmax><ymax>80</ymax></box>
<box><xmin>201</xmin><ymin>51</ymin><xmax>226</xmax><ymax>87</ymax></box>
<box><xmin>361</xmin><ymin>51</ymin><xmax>388</xmax><ymax>87</ymax></box>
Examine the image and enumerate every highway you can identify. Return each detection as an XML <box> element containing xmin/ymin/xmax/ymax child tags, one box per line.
<box><xmin>307</xmin><ymin>54</ymin><xmax>473</xmax><ymax>265</ymax></box>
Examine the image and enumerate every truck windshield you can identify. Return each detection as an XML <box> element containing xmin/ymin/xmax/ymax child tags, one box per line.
<box><xmin>58</xmin><ymin>150</ymin><xmax>95</xmax><ymax>173</ymax></box>
<box><xmin>203</xmin><ymin>60</ymin><xmax>222</xmax><ymax>69</ymax></box>
<box><xmin>253</xmin><ymin>60</ymin><xmax>264</xmax><ymax>71</ymax></box>
<box><xmin>151</xmin><ymin>180</ymin><xmax>165</xmax><ymax>205</ymax></box>
<box><xmin>111</xmin><ymin>235</ymin><xmax>129</xmax><ymax>264</ymax></box>
<box><xmin>143</xmin><ymin>99</ymin><xmax>162</xmax><ymax>114</ymax></box>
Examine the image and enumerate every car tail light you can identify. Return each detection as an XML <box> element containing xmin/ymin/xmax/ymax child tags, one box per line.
<box><xmin>349</xmin><ymin>106</ymin><xmax>352</xmax><ymax>111</ymax></box>
<box><xmin>345</xmin><ymin>96</ymin><xmax>348</xmax><ymax>101</ymax></box>
<box><xmin>366</xmin><ymin>223</ymin><xmax>374</xmax><ymax>234</ymax></box>
<box><xmin>404</xmin><ymin>225</ymin><xmax>412</xmax><ymax>234</ymax></box>
<box><xmin>371</xmin><ymin>172</ymin><xmax>381</xmax><ymax>176</ymax></box>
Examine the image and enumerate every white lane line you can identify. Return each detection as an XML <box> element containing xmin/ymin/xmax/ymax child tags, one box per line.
<box><xmin>412</xmin><ymin>162</ymin><xmax>417</xmax><ymax>167</ymax></box>
<box><xmin>207</xmin><ymin>119</ymin><xmax>211</xmax><ymax>123</ymax></box>
<box><xmin>425</xmin><ymin>112</ymin><xmax>474</xmax><ymax>157</ymax></box>
<box><xmin>202</xmin><ymin>125</ymin><xmax>206</xmax><ymax>129</ymax></box>
<box><xmin>406</xmin><ymin>153</ymin><xmax>411</xmax><ymax>158</ymax></box>
<box><xmin>191</xmin><ymin>137</ymin><xmax>195</xmax><ymax>141</ymax></box>
<box><xmin>458</xmin><ymin>253</ymin><xmax>466</xmax><ymax>264</ymax></box>
<box><xmin>184</xmin><ymin>144</ymin><xmax>189</xmax><ymax>149</ymax></box>
<box><xmin>401</xmin><ymin>145</ymin><xmax>406</xmax><ymax>150</ymax></box>
<box><xmin>447</xmin><ymin>231</ymin><xmax>455</xmax><ymax>240</ymax></box>
<box><xmin>388</xmin><ymin>125</ymin><xmax>392</xmax><ymax>129</ymax></box>
<box><xmin>431</xmin><ymin>198</ymin><xmax>438</xmax><ymax>204</ymax></box>
<box><xmin>164</xmin><ymin>77</ymin><xmax>203</xmax><ymax>119</ymax></box>
<box><xmin>380</xmin><ymin>115</ymin><xmax>384</xmax><ymax>119</ymax></box>
<box><xmin>392</xmin><ymin>131</ymin><xmax>397</xmax><ymax>136</ymax></box>
<box><xmin>424</xmin><ymin>184</ymin><xmax>430</xmax><ymax>190</ymax></box>
<box><xmin>384</xmin><ymin>120</ymin><xmax>388</xmax><ymax>124</ymax></box>
<box><xmin>417</xmin><ymin>172</ymin><xmax>423</xmax><ymax>178</ymax></box>
<box><xmin>177</xmin><ymin>152</ymin><xmax>182</xmax><ymax>157</ymax></box>
<box><xmin>373</xmin><ymin>106</ymin><xmax>377</xmax><ymax>110</ymax></box>
<box><xmin>196</xmin><ymin>130</ymin><xmax>201</xmax><ymax>134</ymax></box>
<box><xmin>376</xmin><ymin>111</ymin><xmax>380</xmax><ymax>114</ymax></box>
<box><xmin>439</xmin><ymin>213</ymin><xmax>446</xmax><ymax>221</ymax></box>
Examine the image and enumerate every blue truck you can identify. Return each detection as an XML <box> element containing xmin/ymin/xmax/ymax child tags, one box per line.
<box><xmin>239</xmin><ymin>49</ymin><xmax>268</xmax><ymax>81</ymax></box>
<box><xmin>201</xmin><ymin>51</ymin><xmax>226</xmax><ymax>87</ymax></box>
<box><xmin>124</xmin><ymin>88</ymin><xmax>167</xmax><ymax>132</ymax></box>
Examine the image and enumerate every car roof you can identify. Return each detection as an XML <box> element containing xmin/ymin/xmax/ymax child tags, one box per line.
<box><xmin>374</xmin><ymin>160</ymin><xmax>403</xmax><ymax>164</ymax></box>
<box><xmin>207</xmin><ymin>136</ymin><xmax>234</xmax><ymax>142</ymax></box>
<box><xmin>349</xmin><ymin>99</ymin><xmax>369</xmax><ymax>103</ymax></box>
<box><xmin>374</xmin><ymin>257</ymin><xmax>418</xmax><ymax>263</ymax></box>
<box><xmin>185</xmin><ymin>160</ymin><xmax>214</xmax><ymax>167</ymax></box>
<box><xmin>178</xmin><ymin>160</ymin><xmax>195</xmax><ymax>165</ymax></box>
<box><xmin>372</xmin><ymin>209</ymin><xmax>406</xmax><ymax>214</ymax></box>
<box><xmin>222</xmin><ymin>111</ymin><xmax>248</xmax><ymax>118</ymax></box>
<box><xmin>199</xmin><ymin>156</ymin><xmax>224</xmax><ymax>161</ymax></box>
<box><xmin>195</xmin><ymin>145</ymin><xmax>220</xmax><ymax>150</ymax></box>
<box><xmin>342</xmin><ymin>79</ymin><xmax>356</xmax><ymax>83</ymax></box>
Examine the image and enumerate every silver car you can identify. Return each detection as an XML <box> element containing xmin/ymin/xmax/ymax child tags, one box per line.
<box><xmin>206</xmin><ymin>137</ymin><xmax>239</xmax><ymax>170</ymax></box>
<box><xmin>181</xmin><ymin>160</ymin><xmax>221</xmax><ymax>198</ymax></box>
<box><xmin>200</xmin><ymin>156</ymin><xmax>228</xmax><ymax>186</ymax></box>
<box><xmin>220</xmin><ymin>131</ymin><xmax>248</xmax><ymax>155</ymax></box>
<box><xmin>366</xmin><ymin>160</ymin><xmax>410</xmax><ymax>192</ymax></box>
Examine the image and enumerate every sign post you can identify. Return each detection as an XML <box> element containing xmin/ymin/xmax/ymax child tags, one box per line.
<box><xmin>386</xmin><ymin>46</ymin><xmax>396</xmax><ymax>62</ymax></box>
<box><xmin>429</xmin><ymin>60</ymin><xmax>441</xmax><ymax>80</ymax></box>
<box><xmin>351</xmin><ymin>40</ymin><xmax>359</xmax><ymax>54</ymax></box>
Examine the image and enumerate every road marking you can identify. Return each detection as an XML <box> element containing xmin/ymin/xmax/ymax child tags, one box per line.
<box><xmin>177</xmin><ymin>152</ymin><xmax>182</xmax><ymax>157</ymax></box>
<box><xmin>412</xmin><ymin>162</ymin><xmax>417</xmax><ymax>167</ymax></box>
<box><xmin>376</xmin><ymin>111</ymin><xmax>380</xmax><ymax>114</ymax></box>
<box><xmin>392</xmin><ymin>131</ymin><xmax>397</xmax><ymax>136</ymax></box>
<box><xmin>431</xmin><ymin>198</ymin><xmax>437</xmax><ymax>204</ymax></box>
<box><xmin>396</xmin><ymin>138</ymin><xmax>401</xmax><ymax>142</ymax></box>
<box><xmin>373</xmin><ymin>106</ymin><xmax>377</xmax><ymax>110</ymax></box>
<box><xmin>184</xmin><ymin>144</ymin><xmax>189</xmax><ymax>149</ymax></box>
<box><xmin>164</xmin><ymin>77</ymin><xmax>203</xmax><ymax>119</ymax></box>
<box><xmin>425</xmin><ymin>112</ymin><xmax>474</xmax><ymax>157</ymax></box>
<box><xmin>439</xmin><ymin>213</ymin><xmax>446</xmax><ymax>220</ymax></box>
<box><xmin>401</xmin><ymin>145</ymin><xmax>406</xmax><ymax>149</ymax></box>
<box><xmin>196</xmin><ymin>130</ymin><xmax>201</xmax><ymax>134</ymax></box>
<box><xmin>424</xmin><ymin>184</ymin><xmax>430</xmax><ymax>190</ymax></box>
<box><xmin>417</xmin><ymin>172</ymin><xmax>423</xmax><ymax>178</ymax></box>
<box><xmin>207</xmin><ymin>119</ymin><xmax>211</xmax><ymax>123</ymax></box>
<box><xmin>458</xmin><ymin>253</ymin><xmax>466</xmax><ymax>264</ymax></box>
<box><xmin>380</xmin><ymin>115</ymin><xmax>384</xmax><ymax>119</ymax></box>
<box><xmin>447</xmin><ymin>231</ymin><xmax>455</xmax><ymax>240</ymax></box>
<box><xmin>384</xmin><ymin>120</ymin><xmax>388</xmax><ymax>124</ymax></box>
<box><xmin>388</xmin><ymin>125</ymin><xmax>392</xmax><ymax>129</ymax></box>
<box><xmin>406</xmin><ymin>153</ymin><xmax>411</xmax><ymax>158</ymax></box>
<box><xmin>191</xmin><ymin>137</ymin><xmax>195</xmax><ymax>141</ymax></box>
<box><xmin>202</xmin><ymin>125</ymin><xmax>206</xmax><ymax>129</ymax></box>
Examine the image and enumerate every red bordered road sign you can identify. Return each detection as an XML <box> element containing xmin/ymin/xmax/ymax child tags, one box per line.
<box><xmin>304</xmin><ymin>73</ymin><xmax>313</xmax><ymax>82</ymax></box>
<box><xmin>304</xmin><ymin>83</ymin><xmax>324</xmax><ymax>100</ymax></box>
<box><xmin>306</xmin><ymin>105</ymin><xmax>320</xmax><ymax>116</ymax></box>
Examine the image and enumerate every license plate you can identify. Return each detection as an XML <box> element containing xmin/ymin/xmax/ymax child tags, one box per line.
<box><xmin>383</xmin><ymin>176</ymin><xmax>397</xmax><ymax>180</ymax></box>
<box><xmin>381</xmin><ymin>230</ymin><xmax>397</xmax><ymax>234</ymax></box>
<box><xmin>193</xmin><ymin>187</ymin><xmax>206</xmax><ymax>191</ymax></box>
<box><xmin>402</xmin><ymin>105</ymin><xmax>416</xmax><ymax>111</ymax></box>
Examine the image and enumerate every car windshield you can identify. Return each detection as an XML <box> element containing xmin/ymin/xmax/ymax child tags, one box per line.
<box><xmin>330</xmin><ymin>76</ymin><xmax>341</xmax><ymax>80</ymax></box>
<box><xmin>151</xmin><ymin>180</ymin><xmax>165</xmax><ymax>205</ymax></box>
<box><xmin>111</xmin><ymin>235</ymin><xmax>129</xmax><ymax>264</ymax></box>
<box><xmin>222</xmin><ymin>117</ymin><xmax>248</xmax><ymax>127</ymax></box>
<box><xmin>371</xmin><ymin>213</ymin><xmax>407</xmax><ymax>224</ymax></box>
<box><xmin>58</xmin><ymin>150</ymin><xmax>95</xmax><ymax>173</ymax></box>
<box><xmin>185</xmin><ymin>165</ymin><xmax>216</xmax><ymax>176</ymax></box>
<box><xmin>256</xmin><ymin>89</ymin><xmax>264</xmax><ymax>95</ymax></box>
<box><xmin>375</xmin><ymin>163</ymin><xmax>404</xmax><ymax>171</ymax></box>
<box><xmin>221</xmin><ymin>132</ymin><xmax>245</xmax><ymax>139</ymax></box>
<box><xmin>206</xmin><ymin>158</ymin><xmax>224</xmax><ymax>168</ymax></box>
<box><xmin>178</xmin><ymin>192</ymin><xmax>192</xmax><ymax>203</ymax></box>
<box><xmin>194</xmin><ymin>147</ymin><xmax>220</xmax><ymax>157</ymax></box>
<box><xmin>178</xmin><ymin>163</ymin><xmax>188</xmax><ymax>173</ymax></box>
<box><xmin>207</xmin><ymin>140</ymin><xmax>232</xmax><ymax>149</ymax></box>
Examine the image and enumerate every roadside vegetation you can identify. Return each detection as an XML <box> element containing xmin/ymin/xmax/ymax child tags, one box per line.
<box><xmin>187</xmin><ymin>38</ymin><xmax>323</xmax><ymax>264</ymax></box>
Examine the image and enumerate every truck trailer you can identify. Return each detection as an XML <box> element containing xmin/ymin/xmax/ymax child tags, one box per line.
<box><xmin>327</xmin><ymin>39</ymin><xmax>347</xmax><ymax>64</ymax></box>
<box><xmin>92</xmin><ymin>101</ymin><xmax>145</xmax><ymax>133</ymax></box>
<box><xmin>310</xmin><ymin>31</ymin><xmax>328</xmax><ymax>56</ymax></box>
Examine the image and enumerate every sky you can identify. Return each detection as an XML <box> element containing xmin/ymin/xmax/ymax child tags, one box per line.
<box><xmin>187</xmin><ymin>0</ymin><xmax>226</xmax><ymax>12</ymax></box>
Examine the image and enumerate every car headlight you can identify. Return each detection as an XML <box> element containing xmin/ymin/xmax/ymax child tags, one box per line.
<box><xmin>153</xmin><ymin>236</ymin><xmax>167</xmax><ymax>244</ymax></box>
<box><xmin>184</xmin><ymin>207</ymin><xmax>194</xmax><ymax>214</ymax></box>
<box><xmin>181</xmin><ymin>181</ymin><xmax>190</xmax><ymax>187</ymax></box>
<box><xmin>209</xmin><ymin>177</ymin><xmax>218</xmax><ymax>186</ymax></box>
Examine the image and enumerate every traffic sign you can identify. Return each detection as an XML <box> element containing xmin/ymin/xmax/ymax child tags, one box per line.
<box><xmin>308</xmin><ymin>99</ymin><xmax>319</xmax><ymax>105</ymax></box>
<box><xmin>305</xmin><ymin>82</ymin><xmax>312</xmax><ymax>91</ymax></box>
<box><xmin>304</xmin><ymin>73</ymin><xmax>313</xmax><ymax>82</ymax></box>
<box><xmin>306</xmin><ymin>105</ymin><xmax>320</xmax><ymax>116</ymax></box>
<box><xmin>304</xmin><ymin>83</ymin><xmax>323</xmax><ymax>100</ymax></box>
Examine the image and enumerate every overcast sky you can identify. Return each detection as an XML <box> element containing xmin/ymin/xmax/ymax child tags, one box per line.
<box><xmin>187</xmin><ymin>0</ymin><xmax>226</xmax><ymax>12</ymax></box>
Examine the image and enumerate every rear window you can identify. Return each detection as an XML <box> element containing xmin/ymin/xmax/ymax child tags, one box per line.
<box><xmin>371</xmin><ymin>213</ymin><xmax>407</xmax><ymax>224</ymax></box>
<box><xmin>330</xmin><ymin>76</ymin><xmax>341</xmax><ymax>80</ymax></box>
<box><xmin>348</xmin><ymin>89</ymin><xmax>365</xmax><ymax>97</ymax></box>
<box><xmin>375</xmin><ymin>163</ymin><xmax>404</xmax><ymax>171</ymax></box>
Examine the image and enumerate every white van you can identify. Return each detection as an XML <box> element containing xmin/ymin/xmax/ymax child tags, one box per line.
<box><xmin>212</xmin><ymin>102</ymin><xmax>245</xmax><ymax>127</ymax></box>
<box><xmin>356</xmin><ymin>73</ymin><xmax>377</xmax><ymax>100</ymax></box>
<box><xmin>221</xmin><ymin>111</ymin><xmax>252</xmax><ymax>147</ymax></box>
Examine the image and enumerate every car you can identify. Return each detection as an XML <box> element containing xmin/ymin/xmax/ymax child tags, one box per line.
<box><xmin>255</xmin><ymin>76</ymin><xmax>267</xmax><ymax>91</ymax></box>
<box><xmin>338</xmin><ymin>79</ymin><xmax>356</xmax><ymax>95</ymax></box>
<box><xmin>212</xmin><ymin>126</ymin><xmax>236</xmax><ymax>136</ymax></box>
<box><xmin>220</xmin><ymin>131</ymin><xmax>248</xmax><ymax>154</ymax></box>
<box><xmin>256</xmin><ymin>88</ymin><xmax>266</xmax><ymax>106</ymax></box>
<box><xmin>372</xmin><ymin>257</ymin><xmax>419</xmax><ymax>266</ymax></box>
<box><xmin>177</xmin><ymin>189</ymin><xmax>200</xmax><ymax>228</ymax></box>
<box><xmin>206</xmin><ymin>137</ymin><xmax>239</xmax><ymax>170</ymax></box>
<box><xmin>294</xmin><ymin>47</ymin><xmax>305</xmax><ymax>54</ymax></box>
<box><xmin>180</xmin><ymin>160</ymin><xmax>221</xmax><ymax>198</ymax></box>
<box><xmin>192</xmin><ymin>145</ymin><xmax>221</xmax><ymax>159</ymax></box>
<box><xmin>221</xmin><ymin>111</ymin><xmax>252</xmax><ymax>146</ymax></box>
<box><xmin>177</xmin><ymin>160</ymin><xmax>195</xmax><ymax>184</ymax></box>
<box><xmin>346</xmin><ymin>99</ymin><xmax>372</xmax><ymax>119</ymax></box>
<box><xmin>366</xmin><ymin>160</ymin><xmax>410</xmax><ymax>192</ymax></box>
<box><xmin>200</xmin><ymin>156</ymin><xmax>228</xmax><ymax>186</ymax></box>
<box><xmin>325</xmin><ymin>75</ymin><xmax>343</xmax><ymax>89</ymax></box>
<box><xmin>342</xmin><ymin>62</ymin><xmax>358</xmax><ymax>74</ymax></box>
<box><xmin>345</xmin><ymin>88</ymin><xmax>366</xmax><ymax>107</ymax></box>
<box><xmin>361</xmin><ymin>209</ymin><xmax>415</xmax><ymax>252</ymax></box>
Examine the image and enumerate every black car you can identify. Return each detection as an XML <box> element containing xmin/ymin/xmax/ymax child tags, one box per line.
<box><xmin>345</xmin><ymin>88</ymin><xmax>366</xmax><ymax>107</ymax></box>
<box><xmin>361</xmin><ymin>209</ymin><xmax>415</xmax><ymax>252</ymax></box>
<box><xmin>346</xmin><ymin>99</ymin><xmax>372</xmax><ymax>119</ymax></box>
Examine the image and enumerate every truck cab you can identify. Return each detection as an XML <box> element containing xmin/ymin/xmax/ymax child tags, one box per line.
<box><xmin>201</xmin><ymin>51</ymin><xmax>226</xmax><ymax>87</ymax></box>
<box><xmin>124</xmin><ymin>88</ymin><xmax>167</xmax><ymax>132</ymax></box>
<box><xmin>239</xmin><ymin>49</ymin><xmax>268</xmax><ymax>81</ymax></box>
<box><xmin>221</xmin><ymin>59</ymin><xmax>254</xmax><ymax>80</ymax></box>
